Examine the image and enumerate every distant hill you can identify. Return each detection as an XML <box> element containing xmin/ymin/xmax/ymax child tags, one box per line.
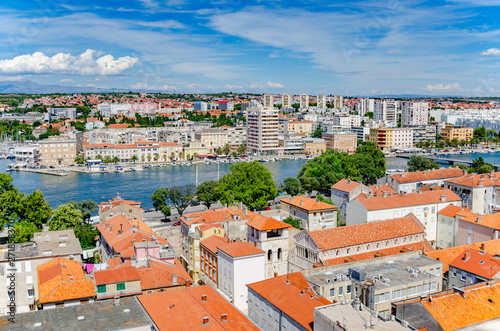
<box><xmin>0</xmin><ymin>80</ymin><xmax>126</xmax><ymax>94</ymax></box>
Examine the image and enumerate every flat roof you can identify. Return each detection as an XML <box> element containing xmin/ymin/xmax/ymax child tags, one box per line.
<box><xmin>0</xmin><ymin>297</ymin><xmax>152</xmax><ymax>330</ymax></box>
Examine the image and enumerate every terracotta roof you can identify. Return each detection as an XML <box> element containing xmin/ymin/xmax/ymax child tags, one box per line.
<box><xmin>391</xmin><ymin>168</ymin><xmax>466</xmax><ymax>184</ymax></box>
<box><xmin>137</xmin><ymin>285</ymin><xmax>259</xmax><ymax>330</ymax></box>
<box><xmin>247</xmin><ymin>273</ymin><xmax>330</xmax><ymax>331</ymax></box>
<box><xmin>246</xmin><ymin>217</ymin><xmax>291</xmax><ymax>231</ymax></box>
<box><xmin>420</xmin><ymin>184</ymin><xmax>446</xmax><ymax>192</ymax></box>
<box><xmin>200</xmin><ymin>235</ymin><xmax>230</xmax><ymax>255</ymax></box>
<box><xmin>323</xmin><ymin>241</ymin><xmax>434</xmax><ymax>266</ymax></box>
<box><xmin>445</xmin><ymin>171</ymin><xmax>500</xmax><ymax>188</ymax></box>
<box><xmin>331</xmin><ymin>179</ymin><xmax>360</xmax><ymax>192</ymax></box>
<box><xmin>425</xmin><ymin>239</ymin><xmax>500</xmax><ymax>273</ymax></box>
<box><xmin>369</xmin><ymin>184</ymin><xmax>398</xmax><ymax>196</ymax></box>
<box><xmin>281</xmin><ymin>196</ymin><xmax>338</xmax><ymax>212</ymax></box>
<box><xmin>307</xmin><ymin>215</ymin><xmax>425</xmax><ymax>251</ymax></box>
<box><xmin>437</xmin><ymin>205</ymin><xmax>473</xmax><ymax>218</ymax></box>
<box><xmin>218</xmin><ymin>242</ymin><xmax>265</xmax><ymax>258</ymax></box>
<box><xmin>198</xmin><ymin>223</ymin><xmax>223</xmax><ymax>232</ymax></box>
<box><xmin>459</xmin><ymin>213</ymin><xmax>500</xmax><ymax>230</ymax></box>
<box><xmin>421</xmin><ymin>281</ymin><xmax>500</xmax><ymax>331</ymax></box>
<box><xmin>356</xmin><ymin>189</ymin><xmax>461</xmax><ymax>211</ymax></box>
<box><xmin>38</xmin><ymin>257</ymin><xmax>95</xmax><ymax>304</ymax></box>
<box><xmin>137</xmin><ymin>259</ymin><xmax>193</xmax><ymax>290</ymax></box>
<box><xmin>180</xmin><ymin>207</ymin><xmax>261</xmax><ymax>226</ymax></box>
<box><xmin>94</xmin><ymin>266</ymin><xmax>141</xmax><ymax>285</ymax></box>
<box><xmin>450</xmin><ymin>248</ymin><xmax>500</xmax><ymax>279</ymax></box>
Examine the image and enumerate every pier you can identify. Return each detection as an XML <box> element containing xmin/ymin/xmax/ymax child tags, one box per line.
<box><xmin>16</xmin><ymin>168</ymin><xmax>69</xmax><ymax>176</ymax></box>
<box><xmin>396</xmin><ymin>154</ymin><xmax>500</xmax><ymax>168</ymax></box>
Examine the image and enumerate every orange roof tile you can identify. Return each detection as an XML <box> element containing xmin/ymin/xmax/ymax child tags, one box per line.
<box><xmin>137</xmin><ymin>259</ymin><xmax>193</xmax><ymax>290</ymax></box>
<box><xmin>180</xmin><ymin>207</ymin><xmax>261</xmax><ymax>226</ymax></box>
<box><xmin>197</xmin><ymin>223</ymin><xmax>223</xmax><ymax>232</ymax></box>
<box><xmin>445</xmin><ymin>171</ymin><xmax>500</xmax><ymax>188</ymax></box>
<box><xmin>420</xmin><ymin>184</ymin><xmax>446</xmax><ymax>192</ymax></box>
<box><xmin>281</xmin><ymin>196</ymin><xmax>338</xmax><ymax>212</ymax></box>
<box><xmin>356</xmin><ymin>189</ymin><xmax>461</xmax><ymax>211</ymax></box>
<box><xmin>391</xmin><ymin>168</ymin><xmax>466</xmax><ymax>184</ymax></box>
<box><xmin>369</xmin><ymin>184</ymin><xmax>398</xmax><ymax>196</ymax></box>
<box><xmin>425</xmin><ymin>239</ymin><xmax>500</xmax><ymax>273</ymax></box>
<box><xmin>307</xmin><ymin>215</ymin><xmax>425</xmax><ymax>251</ymax></box>
<box><xmin>218</xmin><ymin>242</ymin><xmax>265</xmax><ymax>258</ymax></box>
<box><xmin>247</xmin><ymin>273</ymin><xmax>330</xmax><ymax>331</ymax></box>
<box><xmin>421</xmin><ymin>282</ymin><xmax>500</xmax><ymax>331</ymax></box>
<box><xmin>437</xmin><ymin>205</ymin><xmax>473</xmax><ymax>218</ymax></box>
<box><xmin>94</xmin><ymin>266</ymin><xmax>141</xmax><ymax>285</ymax></box>
<box><xmin>138</xmin><ymin>285</ymin><xmax>259</xmax><ymax>330</ymax></box>
<box><xmin>331</xmin><ymin>179</ymin><xmax>360</xmax><ymax>192</ymax></box>
<box><xmin>200</xmin><ymin>235</ymin><xmax>230</xmax><ymax>255</ymax></box>
<box><xmin>450</xmin><ymin>248</ymin><xmax>500</xmax><ymax>279</ymax></box>
<box><xmin>38</xmin><ymin>257</ymin><xmax>95</xmax><ymax>304</ymax></box>
<box><xmin>246</xmin><ymin>217</ymin><xmax>291</xmax><ymax>231</ymax></box>
<box><xmin>459</xmin><ymin>213</ymin><xmax>500</xmax><ymax>230</ymax></box>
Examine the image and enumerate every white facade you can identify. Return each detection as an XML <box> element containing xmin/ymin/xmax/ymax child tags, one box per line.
<box><xmin>282</xmin><ymin>94</ymin><xmax>292</xmax><ymax>109</ymax></box>
<box><xmin>263</xmin><ymin>94</ymin><xmax>274</xmax><ymax>107</ymax></box>
<box><xmin>14</xmin><ymin>146</ymin><xmax>39</xmax><ymax>163</ymax></box>
<box><xmin>402</xmin><ymin>102</ymin><xmax>429</xmax><ymax>126</ymax></box>
<box><xmin>333</xmin><ymin>95</ymin><xmax>343</xmax><ymax>109</ymax></box>
<box><xmin>246</xmin><ymin>106</ymin><xmax>280</xmax><ymax>154</ymax></box>
<box><xmin>248</xmin><ymin>226</ymin><xmax>290</xmax><ymax>279</ymax></box>
<box><xmin>317</xmin><ymin>94</ymin><xmax>326</xmax><ymax>109</ymax></box>
<box><xmin>300</xmin><ymin>94</ymin><xmax>309</xmax><ymax>109</ymax></box>
<box><xmin>392</xmin><ymin>128</ymin><xmax>414</xmax><ymax>149</ymax></box>
<box><xmin>374</xmin><ymin>100</ymin><xmax>399</xmax><ymax>124</ymax></box>
<box><xmin>217</xmin><ymin>249</ymin><xmax>265</xmax><ymax>311</ymax></box>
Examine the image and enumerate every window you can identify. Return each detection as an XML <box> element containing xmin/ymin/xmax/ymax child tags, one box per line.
<box><xmin>329</xmin><ymin>288</ymin><xmax>335</xmax><ymax>297</ymax></box>
<box><xmin>98</xmin><ymin>285</ymin><xmax>107</xmax><ymax>293</ymax></box>
<box><xmin>338</xmin><ymin>286</ymin><xmax>344</xmax><ymax>296</ymax></box>
<box><xmin>468</xmin><ymin>226</ymin><xmax>472</xmax><ymax>234</ymax></box>
<box><xmin>268</xmin><ymin>306</ymin><xmax>272</xmax><ymax>316</ymax></box>
<box><xmin>460</xmin><ymin>272</ymin><xmax>466</xmax><ymax>281</ymax></box>
<box><xmin>392</xmin><ymin>289</ymin><xmax>405</xmax><ymax>300</ymax></box>
<box><xmin>249</xmin><ymin>292</ymin><xmax>253</xmax><ymax>302</ymax></box>
<box><xmin>346</xmin><ymin>285</ymin><xmax>352</xmax><ymax>295</ymax></box>
<box><xmin>416</xmin><ymin>208</ymin><xmax>421</xmax><ymax>216</ymax></box>
<box><xmin>27</xmin><ymin>289</ymin><xmax>34</xmax><ymax>298</ymax></box>
<box><xmin>26</xmin><ymin>276</ymin><xmax>32</xmax><ymax>284</ymax></box>
<box><xmin>452</xmin><ymin>269</ymin><xmax>457</xmax><ymax>278</ymax></box>
<box><xmin>117</xmin><ymin>283</ymin><xmax>125</xmax><ymax>291</ymax></box>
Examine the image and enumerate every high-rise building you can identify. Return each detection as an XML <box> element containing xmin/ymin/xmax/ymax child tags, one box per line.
<box><xmin>317</xmin><ymin>94</ymin><xmax>326</xmax><ymax>109</ymax></box>
<box><xmin>193</xmin><ymin>101</ymin><xmax>208</xmax><ymax>112</ymax></box>
<box><xmin>300</xmin><ymin>94</ymin><xmax>309</xmax><ymax>109</ymax></box>
<box><xmin>355</xmin><ymin>98</ymin><xmax>374</xmax><ymax>116</ymax></box>
<box><xmin>246</xmin><ymin>106</ymin><xmax>279</xmax><ymax>154</ymax></box>
<box><xmin>282</xmin><ymin>94</ymin><xmax>292</xmax><ymax>108</ymax></box>
<box><xmin>402</xmin><ymin>102</ymin><xmax>429</xmax><ymax>126</ymax></box>
<box><xmin>333</xmin><ymin>95</ymin><xmax>343</xmax><ymax>109</ymax></box>
<box><xmin>263</xmin><ymin>94</ymin><xmax>274</xmax><ymax>107</ymax></box>
<box><xmin>374</xmin><ymin>100</ymin><xmax>399</xmax><ymax>124</ymax></box>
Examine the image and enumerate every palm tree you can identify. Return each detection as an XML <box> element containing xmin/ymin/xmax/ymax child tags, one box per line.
<box><xmin>215</xmin><ymin>146</ymin><xmax>222</xmax><ymax>155</ymax></box>
<box><xmin>96</xmin><ymin>154</ymin><xmax>102</xmax><ymax>161</ymax></box>
<box><xmin>163</xmin><ymin>153</ymin><xmax>167</xmax><ymax>161</ymax></box>
<box><xmin>74</xmin><ymin>155</ymin><xmax>85</xmax><ymax>164</ymax></box>
<box><xmin>236</xmin><ymin>144</ymin><xmax>246</xmax><ymax>156</ymax></box>
<box><xmin>193</xmin><ymin>152</ymin><xmax>199</xmax><ymax>160</ymax></box>
<box><xmin>187</xmin><ymin>154</ymin><xmax>191</xmax><ymax>160</ymax></box>
<box><xmin>222</xmin><ymin>143</ymin><xmax>230</xmax><ymax>155</ymax></box>
<box><xmin>154</xmin><ymin>153</ymin><xmax>159</xmax><ymax>161</ymax></box>
<box><xmin>141</xmin><ymin>155</ymin><xmax>145</xmax><ymax>163</ymax></box>
<box><xmin>147</xmin><ymin>155</ymin><xmax>152</xmax><ymax>162</ymax></box>
<box><xmin>179</xmin><ymin>152</ymin><xmax>184</xmax><ymax>160</ymax></box>
<box><xmin>103</xmin><ymin>156</ymin><xmax>111</xmax><ymax>164</ymax></box>
<box><xmin>170</xmin><ymin>152</ymin><xmax>175</xmax><ymax>161</ymax></box>
<box><xmin>112</xmin><ymin>156</ymin><xmax>120</xmax><ymax>164</ymax></box>
<box><xmin>131</xmin><ymin>155</ymin><xmax>138</xmax><ymax>163</ymax></box>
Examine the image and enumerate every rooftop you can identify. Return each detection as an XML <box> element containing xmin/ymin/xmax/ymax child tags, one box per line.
<box><xmin>94</xmin><ymin>266</ymin><xmax>141</xmax><ymax>285</ymax></box>
<box><xmin>437</xmin><ymin>204</ymin><xmax>473</xmax><ymax>218</ymax></box>
<box><xmin>200</xmin><ymin>235</ymin><xmax>230</xmax><ymax>255</ymax></box>
<box><xmin>0</xmin><ymin>296</ymin><xmax>152</xmax><ymax>331</ymax></box>
<box><xmin>246</xmin><ymin>217</ymin><xmax>291</xmax><ymax>231</ymax></box>
<box><xmin>331</xmin><ymin>179</ymin><xmax>360</xmax><ymax>192</ymax></box>
<box><xmin>306</xmin><ymin>215</ymin><xmax>425</xmax><ymax>251</ymax></box>
<box><xmin>281</xmin><ymin>196</ymin><xmax>338</xmax><ymax>212</ymax></box>
<box><xmin>138</xmin><ymin>285</ymin><xmax>259</xmax><ymax>330</ymax></box>
<box><xmin>445</xmin><ymin>171</ymin><xmax>500</xmax><ymax>188</ymax></box>
<box><xmin>33</xmin><ymin>229</ymin><xmax>83</xmax><ymax>257</ymax></box>
<box><xmin>391</xmin><ymin>168</ymin><xmax>466</xmax><ymax>184</ymax></box>
<box><xmin>218</xmin><ymin>241</ymin><xmax>265</xmax><ymax>258</ymax></box>
<box><xmin>247</xmin><ymin>272</ymin><xmax>331</xmax><ymax>331</ymax></box>
<box><xmin>450</xmin><ymin>248</ymin><xmax>500</xmax><ymax>279</ymax></box>
<box><xmin>356</xmin><ymin>189</ymin><xmax>461</xmax><ymax>210</ymax></box>
<box><xmin>180</xmin><ymin>206</ymin><xmax>260</xmax><ymax>226</ymax></box>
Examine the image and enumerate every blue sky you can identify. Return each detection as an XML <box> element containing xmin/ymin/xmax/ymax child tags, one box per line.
<box><xmin>1</xmin><ymin>0</ymin><xmax>500</xmax><ymax>96</ymax></box>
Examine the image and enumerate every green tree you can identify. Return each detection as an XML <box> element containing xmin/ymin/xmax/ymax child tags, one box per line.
<box><xmin>474</xmin><ymin>126</ymin><xmax>486</xmax><ymax>140</ymax></box>
<box><xmin>477</xmin><ymin>164</ymin><xmax>495</xmax><ymax>174</ymax></box>
<box><xmin>407</xmin><ymin>155</ymin><xmax>440</xmax><ymax>172</ymax></box>
<box><xmin>74</xmin><ymin>223</ymin><xmax>99</xmax><ymax>249</ymax></box>
<box><xmin>103</xmin><ymin>156</ymin><xmax>112</xmax><ymax>164</ymax></box>
<box><xmin>312</xmin><ymin>125</ymin><xmax>323</xmax><ymax>138</ymax></box>
<box><xmin>112</xmin><ymin>156</ymin><xmax>120</xmax><ymax>164</ymax></box>
<box><xmin>14</xmin><ymin>221</ymin><xmax>38</xmax><ymax>243</ymax></box>
<box><xmin>282</xmin><ymin>216</ymin><xmax>303</xmax><ymax>230</ymax></box>
<box><xmin>96</xmin><ymin>154</ymin><xmax>102</xmax><ymax>161</ymax></box>
<box><xmin>151</xmin><ymin>188</ymin><xmax>171</xmax><ymax>219</ymax></box>
<box><xmin>196</xmin><ymin>180</ymin><xmax>221</xmax><ymax>209</ymax></box>
<box><xmin>217</xmin><ymin>161</ymin><xmax>277</xmax><ymax>210</ymax></box>
<box><xmin>365</xmin><ymin>111</ymin><xmax>373</xmax><ymax>119</ymax></box>
<box><xmin>167</xmin><ymin>185</ymin><xmax>196</xmax><ymax>217</ymax></box>
<box><xmin>74</xmin><ymin>155</ymin><xmax>85</xmax><ymax>164</ymax></box>
<box><xmin>299</xmin><ymin>176</ymin><xmax>320</xmax><ymax>195</ymax></box>
<box><xmin>131</xmin><ymin>155</ymin><xmax>138</xmax><ymax>163</ymax></box>
<box><xmin>18</xmin><ymin>190</ymin><xmax>52</xmax><ymax>228</ymax></box>
<box><xmin>282</xmin><ymin>177</ymin><xmax>302</xmax><ymax>196</ymax></box>
<box><xmin>69</xmin><ymin>200</ymin><xmax>98</xmax><ymax>223</ymax></box>
<box><xmin>236</xmin><ymin>144</ymin><xmax>247</xmax><ymax>156</ymax></box>
<box><xmin>354</xmin><ymin>144</ymin><xmax>386</xmax><ymax>181</ymax></box>
<box><xmin>47</xmin><ymin>203</ymin><xmax>83</xmax><ymax>231</ymax></box>
<box><xmin>222</xmin><ymin>144</ymin><xmax>231</xmax><ymax>156</ymax></box>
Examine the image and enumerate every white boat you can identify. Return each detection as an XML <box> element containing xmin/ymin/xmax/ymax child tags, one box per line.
<box><xmin>132</xmin><ymin>165</ymin><xmax>144</xmax><ymax>171</ymax></box>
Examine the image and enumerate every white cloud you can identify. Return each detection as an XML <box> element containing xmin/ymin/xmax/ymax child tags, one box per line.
<box><xmin>421</xmin><ymin>82</ymin><xmax>464</xmax><ymax>92</ymax></box>
<box><xmin>59</xmin><ymin>78</ymin><xmax>75</xmax><ymax>83</ymax></box>
<box><xmin>267</xmin><ymin>81</ymin><xmax>284</xmax><ymax>88</ymax></box>
<box><xmin>224</xmin><ymin>84</ymin><xmax>243</xmax><ymax>90</ymax></box>
<box><xmin>0</xmin><ymin>49</ymin><xmax>139</xmax><ymax>75</ymax></box>
<box><xmin>481</xmin><ymin>48</ymin><xmax>500</xmax><ymax>56</ymax></box>
<box><xmin>130</xmin><ymin>82</ymin><xmax>176</xmax><ymax>90</ymax></box>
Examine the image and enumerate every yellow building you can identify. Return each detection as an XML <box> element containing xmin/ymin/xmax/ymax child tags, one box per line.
<box><xmin>440</xmin><ymin>125</ymin><xmax>473</xmax><ymax>142</ymax></box>
<box><xmin>183</xmin><ymin>141</ymin><xmax>208</xmax><ymax>159</ymax></box>
<box><xmin>322</xmin><ymin>132</ymin><xmax>357</xmax><ymax>153</ymax></box>
<box><xmin>39</xmin><ymin>135</ymin><xmax>78</xmax><ymax>166</ymax></box>
<box><xmin>304</xmin><ymin>141</ymin><xmax>327</xmax><ymax>155</ymax></box>
<box><xmin>367</xmin><ymin>128</ymin><xmax>394</xmax><ymax>151</ymax></box>
<box><xmin>285</xmin><ymin>121</ymin><xmax>315</xmax><ymax>134</ymax></box>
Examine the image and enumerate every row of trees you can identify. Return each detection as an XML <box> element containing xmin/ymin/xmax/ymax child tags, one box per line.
<box><xmin>0</xmin><ymin>174</ymin><xmax>98</xmax><ymax>247</ymax></box>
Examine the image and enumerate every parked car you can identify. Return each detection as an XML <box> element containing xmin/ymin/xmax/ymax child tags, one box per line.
<box><xmin>173</xmin><ymin>221</ymin><xmax>181</xmax><ymax>226</ymax></box>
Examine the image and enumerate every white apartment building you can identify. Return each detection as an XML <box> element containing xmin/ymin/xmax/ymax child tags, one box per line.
<box><xmin>333</xmin><ymin>95</ymin><xmax>343</xmax><ymax>109</ymax></box>
<box><xmin>402</xmin><ymin>102</ymin><xmax>429</xmax><ymax>126</ymax></box>
<box><xmin>317</xmin><ymin>94</ymin><xmax>326</xmax><ymax>109</ymax></box>
<box><xmin>193</xmin><ymin>101</ymin><xmax>208</xmax><ymax>112</ymax></box>
<box><xmin>193</xmin><ymin>129</ymin><xmax>229</xmax><ymax>153</ymax></box>
<box><xmin>220</xmin><ymin>125</ymin><xmax>247</xmax><ymax>148</ymax></box>
<box><xmin>263</xmin><ymin>94</ymin><xmax>274</xmax><ymax>107</ymax></box>
<box><xmin>217</xmin><ymin>242</ymin><xmax>265</xmax><ymax>311</ymax></box>
<box><xmin>246</xmin><ymin>106</ymin><xmax>280</xmax><ymax>154</ymax></box>
<box><xmin>300</xmin><ymin>94</ymin><xmax>309</xmax><ymax>109</ymax></box>
<box><xmin>332</xmin><ymin>115</ymin><xmax>361</xmax><ymax>127</ymax></box>
<box><xmin>39</xmin><ymin>136</ymin><xmax>78</xmax><ymax>166</ymax></box>
<box><xmin>282</xmin><ymin>94</ymin><xmax>292</xmax><ymax>109</ymax></box>
<box><xmin>392</xmin><ymin>128</ymin><xmax>414</xmax><ymax>149</ymax></box>
<box><xmin>355</xmin><ymin>98</ymin><xmax>375</xmax><ymax>116</ymax></box>
<box><xmin>14</xmin><ymin>146</ymin><xmax>39</xmax><ymax>163</ymax></box>
<box><xmin>346</xmin><ymin>189</ymin><xmax>462</xmax><ymax>244</ymax></box>
<box><xmin>374</xmin><ymin>100</ymin><xmax>399</xmax><ymax>124</ymax></box>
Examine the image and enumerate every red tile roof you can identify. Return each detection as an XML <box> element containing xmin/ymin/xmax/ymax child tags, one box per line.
<box><xmin>138</xmin><ymin>285</ymin><xmax>259</xmax><ymax>330</ymax></box>
<box><xmin>450</xmin><ymin>248</ymin><xmax>500</xmax><ymax>279</ymax></box>
<box><xmin>218</xmin><ymin>242</ymin><xmax>265</xmax><ymax>258</ymax></box>
<box><xmin>369</xmin><ymin>184</ymin><xmax>398</xmax><ymax>196</ymax></box>
<box><xmin>247</xmin><ymin>273</ymin><xmax>330</xmax><ymax>331</ymax></box>
<box><xmin>459</xmin><ymin>213</ymin><xmax>500</xmax><ymax>230</ymax></box>
<box><xmin>307</xmin><ymin>215</ymin><xmax>425</xmax><ymax>251</ymax></box>
<box><xmin>94</xmin><ymin>266</ymin><xmax>141</xmax><ymax>285</ymax></box>
<box><xmin>246</xmin><ymin>217</ymin><xmax>291</xmax><ymax>231</ymax></box>
<box><xmin>437</xmin><ymin>205</ymin><xmax>473</xmax><ymax>218</ymax></box>
<box><xmin>356</xmin><ymin>189</ymin><xmax>461</xmax><ymax>210</ymax></box>
<box><xmin>425</xmin><ymin>239</ymin><xmax>500</xmax><ymax>273</ymax></box>
<box><xmin>281</xmin><ymin>196</ymin><xmax>338</xmax><ymax>212</ymax></box>
<box><xmin>200</xmin><ymin>235</ymin><xmax>230</xmax><ymax>255</ymax></box>
<box><xmin>420</xmin><ymin>184</ymin><xmax>447</xmax><ymax>192</ymax></box>
<box><xmin>180</xmin><ymin>207</ymin><xmax>260</xmax><ymax>226</ymax></box>
<box><xmin>420</xmin><ymin>281</ymin><xmax>500</xmax><ymax>331</ymax></box>
<box><xmin>445</xmin><ymin>171</ymin><xmax>500</xmax><ymax>188</ymax></box>
<box><xmin>137</xmin><ymin>259</ymin><xmax>193</xmax><ymax>290</ymax></box>
<box><xmin>391</xmin><ymin>168</ymin><xmax>466</xmax><ymax>184</ymax></box>
<box><xmin>38</xmin><ymin>257</ymin><xmax>95</xmax><ymax>304</ymax></box>
<box><xmin>331</xmin><ymin>179</ymin><xmax>360</xmax><ymax>192</ymax></box>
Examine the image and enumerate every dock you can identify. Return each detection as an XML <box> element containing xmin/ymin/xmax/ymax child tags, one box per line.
<box><xmin>396</xmin><ymin>154</ymin><xmax>500</xmax><ymax>168</ymax></box>
<box><xmin>16</xmin><ymin>168</ymin><xmax>69</xmax><ymax>176</ymax></box>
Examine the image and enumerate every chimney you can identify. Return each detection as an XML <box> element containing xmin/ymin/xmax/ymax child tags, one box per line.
<box><xmin>477</xmin><ymin>217</ymin><xmax>482</xmax><ymax>223</ymax></box>
<box><xmin>401</xmin><ymin>171</ymin><xmax>406</xmax><ymax>178</ymax></box>
<box><xmin>376</xmin><ymin>183</ymin><xmax>380</xmax><ymax>189</ymax></box>
<box><xmin>172</xmin><ymin>275</ymin><xmax>178</xmax><ymax>285</ymax></box>
<box><xmin>114</xmin><ymin>296</ymin><xmax>120</xmax><ymax>306</ymax></box>
<box><xmin>383</xmin><ymin>191</ymin><xmax>388</xmax><ymax>198</ymax></box>
<box><xmin>69</xmin><ymin>274</ymin><xmax>73</xmax><ymax>280</ymax></box>
<box><xmin>202</xmin><ymin>317</ymin><xmax>210</xmax><ymax>326</ymax></box>
<box><xmin>201</xmin><ymin>294</ymin><xmax>207</xmax><ymax>302</ymax></box>
<box><xmin>463</xmin><ymin>252</ymin><xmax>471</xmax><ymax>261</ymax></box>
<box><xmin>481</xmin><ymin>243</ymin><xmax>485</xmax><ymax>252</ymax></box>
<box><xmin>348</xmin><ymin>179</ymin><xmax>351</xmax><ymax>184</ymax></box>
<box><xmin>300</xmin><ymin>200</ymin><xmax>304</xmax><ymax>206</ymax></box>
<box><xmin>110</xmin><ymin>224</ymin><xmax>113</xmax><ymax>232</ymax></box>
<box><xmin>479</xmin><ymin>179</ymin><xmax>484</xmax><ymax>187</ymax></box>
<box><xmin>418</xmin><ymin>190</ymin><xmax>422</xmax><ymax>195</ymax></box>
<box><xmin>221</xmin><ymin>314</ymin><xmax>228</xmax><ymax>322</ymax></box>
<box><xmin>290</xmin><ymin>197</ymin><xmax>294</xmax><ymax>203</ymax></box>
<box><xmin>441</xmin><ymin>195</ymin><xmax>446</xmax><ymax>202</ymax></box>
